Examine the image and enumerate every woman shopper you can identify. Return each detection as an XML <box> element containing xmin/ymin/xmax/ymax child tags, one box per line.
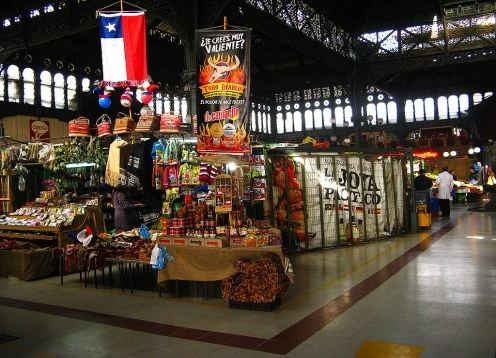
<box><xmin>436</xmin><ymin>166</ymin><xmax>454</xmax><ymax>217</ymax></box>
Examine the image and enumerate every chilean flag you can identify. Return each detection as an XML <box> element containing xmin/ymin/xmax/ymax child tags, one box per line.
<box><xmin>99</xmin><ymin>11</ymin><xmax>147</xmax><ymax>84</ymax></box>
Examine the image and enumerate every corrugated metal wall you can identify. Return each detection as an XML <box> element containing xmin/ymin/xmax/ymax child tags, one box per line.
<box><xmin>2</xmin><ymin>115</ymin><xmax>68</xmax><ymax>145</ymax></box>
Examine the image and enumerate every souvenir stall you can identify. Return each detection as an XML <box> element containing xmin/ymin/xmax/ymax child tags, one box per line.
<box><xmin>0</xmin><ymin>132</ymin><xmax>103</xmax><ymax>280</ymax></box>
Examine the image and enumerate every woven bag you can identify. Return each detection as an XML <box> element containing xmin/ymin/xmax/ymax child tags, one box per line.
<box><xmin>68</xmin><ymin>116</ymin><xmax>90</xmax><ymax>137</ymax></box>
<box><xmin>160</xmin><ymin>113</ymin><xmax>181</xmax><ymax>134</ymax></box>
<box><xmin>113</xmin><ymin>112</ymin><xmax>135</xmax><ymax>134</ymax></box>
<box><xmin>96</xmin><ymin>114</ymin><xmax>113</xmax><ymax>138</ymax></box>
<box><xmin>136</xmin><ymin>109</ymin><xmax>159</xmax><ymax>132</ymax></box>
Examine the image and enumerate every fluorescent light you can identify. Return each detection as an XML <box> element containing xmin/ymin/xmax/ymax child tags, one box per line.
<box><xmin>66</xmin><ymin>162</ymin><xmax>96</xmax><ymax>168</ymax></box>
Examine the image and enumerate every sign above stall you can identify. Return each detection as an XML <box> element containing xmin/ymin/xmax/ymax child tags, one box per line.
<box><xmin>413</xmin><ymin>150</ymin><xmax>440</xmax><ymax>159</ymax></box>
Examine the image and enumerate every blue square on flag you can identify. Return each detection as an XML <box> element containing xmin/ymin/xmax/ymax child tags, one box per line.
<box><xmin>99</xmin><ymin>11</ymin><xmax>147</xmax><ymax>84</ymax></box>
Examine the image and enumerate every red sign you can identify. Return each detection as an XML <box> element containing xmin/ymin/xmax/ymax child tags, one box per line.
<box><xmin>29</xmin><ymin>119</ymin><xmax>50</xmax><ymax>141</ymax></box>
<box><xmin>413</xmin><ymin>150</ymin><xmax>439</xmax><ymax>159</ymax></box>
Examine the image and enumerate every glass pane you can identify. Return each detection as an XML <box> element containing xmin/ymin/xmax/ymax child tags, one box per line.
<box><xmin>251</xmin><ymin>110</ymin><xmax>257</xmax><ymax>132</ymax></box>
<box><xmin>386</xmin><ymin>101</ymin><xmax>397</xmax><ymax>123</ymax></box>
<box><xmin>448</xmin><ymin>95</ymin><xmax>459</xmax><ymax>118</ymax></box>
<box><xmin>334</xmin><ymin>107</ymin><xmax>344</xmax><ymax>126</ymax></box>
<box><xmin>285</xmin><ymin>112</ymin><xmax>294</xmax><ymax>133</ymax></box>
<box><xmin>294</xmin><ymin>111</ymin><xmax>303</xmax><ymax>132</ymax></box>
<box><xmin>314</xmin><ymin>109</ymin><xmax>323</xmax><ymax>129</ymax></box>
<box><xmin>459</xmin><ymin>94</ymin><xmax>469</xmax><ymax>117</ymax></box>
<box><xmin>424</xmin><ymin>98</ymin><xmax>435</xmax><ymax>120</ymax></box>
<box><xmin>304</xmin><ymin>110</ymin><xmax>313</xmax><ymax>130</ymax></box>
<box><xmin>276</xmin><ymin>113</ymin><xmax>284</xmax><ymax>134</ymax></box>
<box><xmin>405</xmin><ymin>100</ymin><xmax>414</xmax><ymax>122</ymax></box>
<box><xmin>323</xmin><ymin>108</ymin><xmax>332</xmax><ymax>129</ymax></box>
<box><xmin>437</xmin><ymin>96</ymin><xmax>448</xmax><ymax>119</ymax></box>
<box><xmin>23</xmin><ymin>83</ymin><xmax>35</xmax><ymax>105</ymax></box>
<box><xmin>414</xmin><ymin>99</ymin><xmax>424</xmax><ymax>121</ymax></box>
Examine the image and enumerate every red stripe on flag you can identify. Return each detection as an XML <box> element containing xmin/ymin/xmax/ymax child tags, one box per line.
<box><xmin>122</xmin><ymin>13</ymin><xmax>147</xmax><ymax>81</ymax></box>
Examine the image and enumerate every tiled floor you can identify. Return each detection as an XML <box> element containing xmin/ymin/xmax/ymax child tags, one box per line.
<box><xmin>0</xmin><ymin>204</ymin><xmax>495</xmax><ymax>357</ymax></box>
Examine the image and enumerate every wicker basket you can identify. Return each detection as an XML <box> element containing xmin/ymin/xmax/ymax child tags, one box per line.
<box><xmin>113</xmin><ymin>112</ymin><xmax>135</xmax><ymax>134</ymax></box>
<box><xmin>96</xmin><ymin>114</ymin><xmax>113</xmax><ymax>138</ymax></box>
<box><xmin>68</xmin><ymin>116</ymin><xmax>90</xmax><ymax>137</ymax></box>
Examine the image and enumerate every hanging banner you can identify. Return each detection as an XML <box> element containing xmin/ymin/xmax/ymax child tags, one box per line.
<box><xmin>99</xmin><ymin>11</ymin><xmax>148</xmax><ymax>87</ymax></box>
<box><xmin>195</xmin><ymin>27</ymin><xmax>251</xmax><ymax>154</ymax></box>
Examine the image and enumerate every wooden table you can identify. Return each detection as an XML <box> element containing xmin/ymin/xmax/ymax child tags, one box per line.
<box><xmin>157</xmin><ymin>245</ymin><xmax>285</xmax><ymax>283</ymax></box>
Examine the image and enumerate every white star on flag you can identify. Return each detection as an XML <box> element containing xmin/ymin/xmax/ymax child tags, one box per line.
<box><xmin>105</xmin><ymin>22</ymin><xmax>116</xmax><ymax>32</ymax></box>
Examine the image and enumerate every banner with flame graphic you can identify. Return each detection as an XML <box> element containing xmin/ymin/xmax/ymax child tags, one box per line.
<box><xmin>195</xmin><ymin>27</ymin><xmax>251</xmax><ymax>154</ymax></box>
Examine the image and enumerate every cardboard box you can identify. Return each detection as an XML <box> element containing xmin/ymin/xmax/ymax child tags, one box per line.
<box><xmin>204</xmin><ymin>237</ymin><xmax>230</xmax><ymax>248</ymax></box>
<box><xmin>229</xmin><ymin>236</ymin><xmax>245</xmax><ymax>247</ymax></box>
<box><xmin>158</xmin><ymin>236</ymin><xmax>172</xmax><ymax>245</ymax></box>
<box><xmin>188</xmin><ymin>238</ymin><xmax>204</xmax><ymax>247</ymax></box>
<box><xmin>172</xmin><ymin>237</ymin><xmax>188</xmax><ymax>246</ymax></box>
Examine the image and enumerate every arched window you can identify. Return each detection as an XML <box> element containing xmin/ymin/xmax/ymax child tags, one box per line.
<box><xmin>251</xmin><ymin>110</ymin><xmax>257</xmax><ymax>132</ymax></box>
<box><xmin>266</xmin><ymin>113</ymin><xmax>272</xmax><ymax>134</ymax></box>
<box><xmin>323</xmin><ymin>108</ymin><xmax>332</xmax><ymax>129</ymax></box>
<box><xmin>437</xmin><ymin>96</ymin><xmax>448</xmax><ymax>119</ymax></box>
<box><xmin>459</xmin><ymin>94</ymin><xmax>469</xmax><ymax>117</ymax></box>
<box><xmin>257</xmin><ymin>111</ymin><xmax>262</xmax><ymax>131</ymax></box>
<box><xmin>155</xmin><ymin>92</ymin><xmax>164</xmax><ymax>114</ymax></box>
<box><xmin>22</xmin><ymin>68</ymin><xmax>35</xmax><ymax>105</ymax></box>
<box><xmin>405</xmin><ymin>100</ymin><xmax>414</xmax><ymax>122</ymax></box>
<box><xmin>66</xmin><ymin>75</ymin><xmax>77</xmax><ymax>110</ymax></box>
<box><xmin>304</xmin><ymin>109</ymin><xmax>313</xmax><ymax>130</ymax></box>
<box><xmin>40</xmin><ymin>70</ymin><xmax>52</xmax><ymax>108</ymax></box>
<box><xmin>0</xmin><ymin>70</ymin><xmax>4</xmax><ymax>101</ymax></box>
<box><xmin>7</xmin><ymin>65</ymin><xmax>20</xmax><ymax>103</ymax></box>
<box><xmin>81</xmin><ymin>78</ymin><xmax>91</xmax><ymax>93</ymax></box>
<box><xmin>314</xmin><ymin>109</ymin><xmax>323</xmax><ymax>129</ymax></box>
<box><xmin>276</xmin><ymin>112</ymin><xmax>284</xmax><ymax>133</ymax></box>
<box><xmin>386</xmin><ymin>101</ymin><xmax>397</xmax><ymax>123</ymax></box>
<box><xmin>294</xmin><ymin>111</ymin><xmax>302</xmax><ymax>132</ymax></box>
<box><xmin>54</xmin><ymin>72</ymin><xmax>65</xmax><ymax>109</ymax></box>
<box><xmin>181</xmin><ymin>97</ymin><xmax>188</xmax><ymax>121</ymax></box>
<box><xmin>344</xmin><ymin>105</ymin><xmax>353</xmax><ymax>126</ymax></box>
<box><xmin>424</xmin><ymin>97</ymin><xmax>435</xmax><ymax>120</ymax></box>
<box><xmin>448</xmin><ymin>95</ymin><xmax>459</xmax><ymax>119</ymax></box>
<box><xmin>366</xmin><ymin>103</ymin><xmax>376</xmax><ymax>121</ymax></box>
<box><xmin>334</xmin><ymin>106</ymin><xmax>344</xmax><ymax>126</ymax></box>
<box><xmin>414</xmin><ymin>98</ymin><xmax>425</xmax><ymax>121</ymax></box>
<box><xmin>262</xmin><ymin>112</ymin><xmax>267</xmax><ymax>132</ymax></box>
<box><xmin>473</xmin><ymin>93</ymin><xmax>482</xmax><ymax>105</ymax></box>
<box><xmin>163</xmin><ymin>94</ymin><xmax>171</xmax><ymax>113</ymax></box>
<box><xmin>285</xmin><ymin>112</ymin><xmax>294</xmax><ymax>132</ymax></box>
<box><xmin>377</xmin><ymin>102</ymin><xmax>387</xmax><ymax>124</ymax></box>
<box><xmin>173</xmin><ymin>96</ymin><xmax>180</xmax><ymax>115</ymax></box>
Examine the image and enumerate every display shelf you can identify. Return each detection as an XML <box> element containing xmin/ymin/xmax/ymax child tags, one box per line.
<box><xmin>214</xmin><ymin>174</ymin><xmax>233</xmax><ymax>213</ymax></box>
<box><xmin>0</xmin><ymin>214</ymin><xmax>89</xmax><ymax>247</ymax></box>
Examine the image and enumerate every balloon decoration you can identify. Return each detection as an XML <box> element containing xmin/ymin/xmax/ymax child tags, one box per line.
<box><xmin>120</xmin><ymin>87</ymin><xmax>133</xmax><ymax>108</ymax></box>
<box><xmin>93</xmin><ymin>77</ymin><xmax>159</xmax><ymax>111</ymax></box>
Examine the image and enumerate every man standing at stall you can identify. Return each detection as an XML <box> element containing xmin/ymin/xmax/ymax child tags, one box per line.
<box><xmin>436</xmin><ymin>166</ymin><xmax>454</xmax><ymax>217</ymax></box>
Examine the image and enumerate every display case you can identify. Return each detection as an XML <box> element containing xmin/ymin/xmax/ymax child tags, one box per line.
<box><xmin>215</xmin><ymin>174</ymin><xmax>233</xmax><ymax>213</ymax></box>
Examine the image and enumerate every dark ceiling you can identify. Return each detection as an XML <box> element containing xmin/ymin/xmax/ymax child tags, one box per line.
<box><xmin>1</xmin><ymin>0</ymin><xmax>495</xmax><ymax>103</ymax></box>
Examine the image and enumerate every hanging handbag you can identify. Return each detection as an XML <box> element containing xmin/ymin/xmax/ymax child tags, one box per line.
<box><xmin>160</xmin><ymin>113</ymin><xmax>181</xmax><ymax>134</ymax></box>
<box><xmin>136</xmin><ymin>108</ymin><xmax>159</xmax><ymax>132</ymax></box>
<box><xmin>68</xmin><ymin>116</ymin><xmax>90</xmax><ymax>137</ymax></box>
<box><xmin>113</xmin><ymin>112</ymin><xmax>135</xmax><ymax>134</ymax></box>
<box><xmin>96</xmin><ymin>114</ymin><xmax>113</xmax><ymax>138</ymax></box>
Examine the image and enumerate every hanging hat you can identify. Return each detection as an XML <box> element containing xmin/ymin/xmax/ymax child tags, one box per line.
<box><xmin>120</xmin><ymin>87</ymin><xmax>133</xmax><ymax>108</ymax></box>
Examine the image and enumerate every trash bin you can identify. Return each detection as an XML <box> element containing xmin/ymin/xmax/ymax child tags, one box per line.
<box><xmin>417</xmin><ymin>204</ymin><xmax>431</xmax><ymax>228</ymax></box>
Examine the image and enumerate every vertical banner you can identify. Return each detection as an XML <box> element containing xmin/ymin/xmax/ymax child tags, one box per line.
<box><xmin>195</xmin><ymin>27</ymin><xmax>251</xmax><ymax>154</ymax></box>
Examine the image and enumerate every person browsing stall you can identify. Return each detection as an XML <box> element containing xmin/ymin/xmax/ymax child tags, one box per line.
<box><xmin>414</xmin><ymin>169</ymin><xmax>433</xmax><ymax>191</ymax></box>
<box><xmin>436</xmin><ymin>166</ymin><xmax>454</xmax><ymax>217</ymax></box>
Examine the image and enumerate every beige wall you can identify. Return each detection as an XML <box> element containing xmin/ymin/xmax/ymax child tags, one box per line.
<box><xmin>2</xmin><ymin>115</ymin><xmax>68</xmax><ymax>145</ymax></box>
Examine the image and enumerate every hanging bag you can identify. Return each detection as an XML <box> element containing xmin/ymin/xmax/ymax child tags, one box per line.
<box><xmin>68</xmin><ymin>116</ymin><xmax>90</xmax><ymax>137</ymax></box>
<box><xmin>96</xmin><ymin>114</ymin><xmax>113</xmax><ymax>138</ymax></box>
<box><xmin>136</xmin><ymin>108</ymin><xmax>159</xmax><ymax>132</ymax></box>
<box><xmin>160</xmin><ymin>113</ymin><xmax>181</xmax><ymax>134</ymax></box>
<box><xmin>113</xmin><ymin>112</ymin><xmax>135</xmax><ymax>134</ymax></box>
